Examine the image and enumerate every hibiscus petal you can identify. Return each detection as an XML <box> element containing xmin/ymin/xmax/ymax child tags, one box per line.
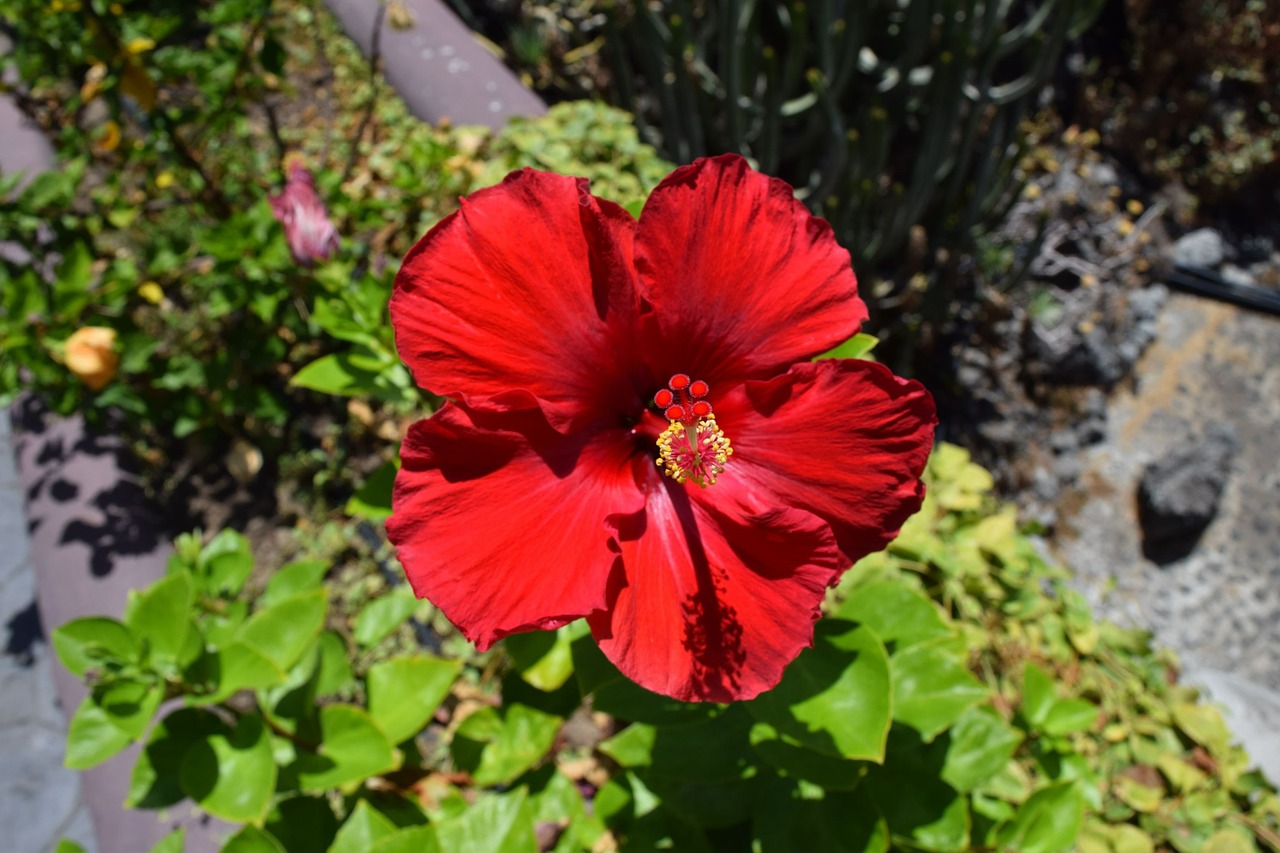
<box><xmin>391</xmin><ymin>169</ymin><xmax>643</xmax><ymax>430</ymax></box>
<box><xmin>388</xmin><ymin>404</ymin><xmax>643</xmax><ymax>650</ymax></box>
<box><xmin>589</xmin><ymin>476</ymin><xmax>841</xmax><ymax>702</ymax></box>
<box><xmin>635</xmin><ymin>154</ymin><xmax>868</xmax><ymax>385</ymax></box>
<box><xmin>717</xmin><ymin>358</ymin><xmax>937</xmax><ymax>564</ymax></box>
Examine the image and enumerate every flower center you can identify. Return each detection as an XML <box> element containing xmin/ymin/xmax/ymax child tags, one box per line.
<box><xmin>653</xmin><ymin>374</ymin><xmax>733</xmax><ymax>488</ymax></box>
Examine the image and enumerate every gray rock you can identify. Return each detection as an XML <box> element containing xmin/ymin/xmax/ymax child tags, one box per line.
<box><xmin>1171</xmin><ymin>228</ymin><xmax>1227</xmax><ymax>268</ymax></box>
<box><xmin>1220</xmin><ymin>264</ymin><xmax>1257</xmax><ymax>288</ymax></box>
<box><xmin>1138</xmin><ymin>424</ymin><xmax>1239</xmax><ymax>561</ymax></box>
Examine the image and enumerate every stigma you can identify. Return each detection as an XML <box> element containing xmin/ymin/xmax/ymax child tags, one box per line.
<box><xmin>653</xmin><ymin>374</ymin><xmax>733</xmax><ymax>488</ymax></box>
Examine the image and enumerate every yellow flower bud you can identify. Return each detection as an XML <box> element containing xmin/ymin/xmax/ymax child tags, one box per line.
<box><xmin>138</xmin><ymin>281</ymin><xmax>164</xmax><ymax>304</ymax></box>
<box><xmin>64</xmin><ymin>326</ymin><xmax>120</xmax><ymax>391</ymax></box>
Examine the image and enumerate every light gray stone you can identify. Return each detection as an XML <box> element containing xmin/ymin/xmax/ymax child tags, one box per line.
<box><xmin>1171</xmin><ymin>227</ymin><xmax>1227</xmax><ymax>268</ymax></box>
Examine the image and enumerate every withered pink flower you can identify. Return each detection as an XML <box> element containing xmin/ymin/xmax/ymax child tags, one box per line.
<box><xmin>269</xmin><ymin>162</ymin><xmax>340</xmax><ymax>265</ymax></box>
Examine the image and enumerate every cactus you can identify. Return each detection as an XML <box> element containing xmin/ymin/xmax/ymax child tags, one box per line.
<box><xmin>604</xmin><ymin>0</ymin><xmax>1103</xmax><ymax>310</ymax></box>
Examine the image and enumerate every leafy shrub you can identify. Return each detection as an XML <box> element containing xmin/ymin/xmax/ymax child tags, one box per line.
<box><xmin>55</xmin><ymin>446</ymin><xmax>1280</xmax><ymax>852</ymax></box>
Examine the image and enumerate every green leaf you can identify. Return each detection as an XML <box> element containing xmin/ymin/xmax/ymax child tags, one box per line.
<box><xmin>96</xmin><ymin>680</ymin><xmax>163</xmax><ymax>740</ymax></box>
<box><xmin>1112</xmin><ymin>775</ymin><xmax>1163</xmax><ymax>813</ymax></box>
<box><xmin>315</xmin><ymin>631</ymin><xmax>356</xmax><ymax>696</ymax></box>
<box><xmin>289</xmin><ymin>705</ymin><xmax>400</xmax><ymax>792</ymax></box>
<box><xmin>196</xmin><ymin>529</ymin><xmax>254</xmax><ymax>595</ymax></box>
<box><xmin>236</xmin><ymin>589</ymin><xmax>327</xmax><ymax>671</ymax></box>
<box><xmin>430</xmin><ymin>789</ymin><xmax>537</xmax><ymax>853</ymax></box>
<box><xmin>266</xmin><ymin>796</ymin><xmax>339</xmax><ymax>853</ymax></box>
<box><xmin>179</xmin><ymin>714</ymin><xmax>276</xmax><ymax>823</ymax></box>
<box><xmin>1021</xmin><ymin>663</ymin><xmax>1057</xmax><ymax>728</ymax></box>
<box><xmin>452</xmin><ymin>703</ymin><xmax>562</xmax><ymax>787</ymax></box>
<box><xmin>370</xmin><ymin>827</ymin><xmax>440</xmax><ymax>853</ymax></box>
<box><xmin>54</xmin><ymin>842</ymin><xmax>89</xmax><ymax>853</ymax></box>
<box><xmin>599</xmin><ymin>706</ymin><xmax>755</xmax><ymax>783</ymax></box>
<box><xmin>867</xmin><ymin>726</ymin><xmax>970</xmax><ymax>852</ymax></box>
<box><xmin>221</xmin><ymin>825</ymin><xmax>286</xmax><ymax>853</ymax></box>
<box><xmin>261</xmin><ymin>560</ymin><xmax>329</xmax><ymax>608</ymax></box>
<box><xmin>65</xmin><ymin>696</ymin><xmax>134</xmax><ymax>769</ymax></box>
<box><xmin>891</xmin><ymin>640</ymin><xmax>987</xmax><ymax>742</ymax></box>
<box><xmin>148</xmin><ymin>828</ymin><xmax>184</xmax><ymax>853</ymax></box>
<box><xmin>367</xmin><ymin>654</ymin><xmax>461</xmax><ymax>744</ymax></box>
<box><xmin>1171</xmin><ymin>703</ymin><xmax>1233</xmax><ymax>758</ymax></box>
<box><xmin>354</xmin><ymin>587</ymin><xmax>419</xmax><ymax>648</ymax></box>
<box><xmin>504</xmin><ymin>624</ymin><xmax>580</xmax><ymax>692</ymax></box>
<box><xmin>329</xmin><ymin>800</ymin><xmax>398</xmax><ymax>853</ymax></box>
<box><xmin>193</xmin><ymin>641</ymin><xmax>286</xmax><ymax>704</ymax></box>
<box><xmin>816</xmin><ymin>332</ymin><xmax>879</xmax><ymax>360</ymax></box>
<box><xmin>748</xmin><ymin>721</ymin><xmax>865</xmax><ymax>790</ymax></box>
<box><xmin>940</xmin><ymin>706</ymin><xmax>1024</xmax><ymax>793</ymax></box>
<box><xmin>129</xmin><ymin>708</ymin><xmax>227</xmax><ymax>809</ymax></box>
<box><xmin>346</xmin><ymin>460</ymin><xmax>397</xmax><ymax>521</ymax></box>
<box><xmin>125</xmin><ymin>571</ymin><xmax>195</xmax><ymax>667</ymax></box>
<box><xmin>52</xmin><ymin>617</ymin><xmax>139</xmax><ymax>678</ymax></box>
<box><xmin>748</xmin><ymin>621</ymin><xmax>892</xmax><ymax>761</ymax></box>
<box><xmin>836</xmin><ymin>579</ymin><xmax>952</xmax><ymax>652</ymax></box>
<box><xmin>1042</xmin><ymin>699</ymin><xmax>1098</xmax><ymax>736</ymax></box>
<box><xmin>291</xmin><ymin>353</ymin><xmax>384</xmax><ymax>397</ymax></box>
<box><xmin>995</xmin><ymin>782</ymin><xmax>1084</xmax><ymax>853</ymax></box>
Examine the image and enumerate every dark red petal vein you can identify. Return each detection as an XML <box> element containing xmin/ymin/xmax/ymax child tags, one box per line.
<box><xmin>589</xmin><ymin>474</ymin><xmax>841</xmax><ymax>702</ymax></box>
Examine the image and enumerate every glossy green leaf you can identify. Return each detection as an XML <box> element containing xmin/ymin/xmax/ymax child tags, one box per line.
<box><xmin>65</xmin><ymin>696</ymin><xmax>134</xmax><ymax>769</ymax></box>
<box><xmin>748</xmin><ymin>721</ymin><xmax>865</xmax><ymax>790</ymax></box>
<box><xmin>95</xmin><ymin>680</ymin><xmax>163</xmax><ymax>740</ymax></box>
<box><xmin>367</xmin><ymin>654</ymin><xmax>460</xmax><ymax>744</ymax></box>
<box><xmin>835</xmin><ymin>579</ymin><xmax>952</xmax><ymax>652</ymax></box>
<box><xmin>179</xmin><ymin>714</ymin><xmax>276</xmax><ymax>823</ymax></box>
<box><xmin>866</xmin><ymin>726</ymin><xmax>970</xmax><ymax>852</ymax></box>
<box><xmin>1021</xmin><ymin>662</ymin><xmax>1057</xmax><ymax>728</ymax></box>
<box><xmin>329</xmin><ymin>800</ymin><xmax>398</xmax><ymax>853</ymax></box>
<box><xmin>346</xmin><ymin>460</ymin><xmax>397</xmax><ymax>521</ymax></box>
<box><xmin>266</xmin><ymin>796</ymin><xmax>339</xmax><ymax>853</ymax></box>
<box><xmin>816</xmin><ymin>332</ymin><xmax>879</xmax><ymax>360</ymax></box>
<box><xmin>315</xmin><ymin>631</ymin><xmax>356</xmax><ymax>697</ymax></box>
<box><xmin>369</xmin><ymin>827</ymin><xmax>440</xmax><ymax>853</ymax></box>
<box><xmin>452</xmin><ymin>703</ymin><xmax>562</xmax><ymax>787</ymax></box>
<box><xmin>1042</xmin><ymin>698</ymin><xmax>1099</xmax><ymax>736</ymax></box>
<box><xmin>129</xmin><ymin>708</ymin><xmax>228</xmax><ymax>809</ymax></box>
<box><xmin>291</xmin><ymin>353</ymin><xmax>383</xmax><ymax>397</ymax></box>
<box><xmin>124</xmin><ymin>570</ymin><xmax>195</xmax><ymax>666</ymax></box>
<box><xmin>52</xmin><ymin>617</ymin><xmax>138</xmax><ymax>678</ymax></box>
<box><xmin>601</xmin><ymin>706</ymin><xmax>755</xmax><ymax>783</ymax></box>
<box><xmin>891</xmin><ymin>640</ymin><xmax>986</xmax><ymax>742</ymax></box>
<box><xmin>236</xmin><ymin>589</ymin><xmax>327</xmax><ymax>671</ymax></box>
<box><xmin>54</xmin><ymin>841</ymin><xmax>88</xmax><ymax>853</ymax></box>
<box><xmin>430</xmin><ymin>789</ymin><xmax>538</xmax><ymax>853</ymax></box>
<box><xmin>196</xmin><ymin>529</ymin><xmax>254</xmax><ymax>595</ymax></box>
<box><xmin>747</xmin><ymin>621</ymin><xmax>892</xmax><ymax>761</ymax></box>
<box><xmin>504</xmin><ymin>624</ymin><xmax>580</xmax><ymax>692</ymax></box>
<box><xmin>220</xmin><ymin>825</ymin><xmax>286</xmax><ymax>853</ymax></box>
<box><xmin>260</xmin><ymin>560</ymin><xmax>328</xmax><ymax>608</ymax></box>
<box><xmin>1172</xmin><ymin>703</ymin><xmax>1233</xmax><ymax>757</ymax></box>
<box><xmin>193</xmin><ymin>641</ymin><xmax>286</xmax><ymax>704</ymax></box>
<box><xmin>995</xmin><ymin>782</ymin><xmax>1084</xmax><ymax>853</ymax></box>
<box><xmin>289</xmin><ymin>705</ymin><xmax>399</xmax><ymax>792</ymax></box>
<box><xmin>940</xmin><ymin>706</ymin><xmax>1024</xmax><ymax>793</ymax></box>
<box><xmin>354</xmin><ymin>587</ymin><xmax>419</xmax><ymax>648</ymax></box>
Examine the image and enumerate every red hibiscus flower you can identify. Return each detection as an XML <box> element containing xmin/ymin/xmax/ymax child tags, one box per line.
<box><xmin>269</xmin><ymin>161</ymin><xmax>340</xmax><ymax>265</ymax></box>
<box><xmin>388</xmin><ymin>155</ymin><xmax>936</xmax><ymax>702</ymax></box>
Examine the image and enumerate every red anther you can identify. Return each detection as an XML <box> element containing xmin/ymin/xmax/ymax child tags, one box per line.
<box><xmin>691</xmin><ymin>400</ymin><xmax>712</xmax><ymax>417</ymax></box>
<box><xmin>654</xmin><ymin>388</ymin><xmax>674</xmax><ymax>408</ymax></box>
<box><xmin>664</xmin><ymin>404</ymin><xmax>686</xmax><ymax>421</ymax></box>
<box><xmin>668</xmin><ymin>373</ymin><xmax>691</xmax><ymax>391</ymax></box>
<box><xmin>689</xmin><ymin>379</ymin><xmax>709</xmax><ymax>398</ymax></box>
